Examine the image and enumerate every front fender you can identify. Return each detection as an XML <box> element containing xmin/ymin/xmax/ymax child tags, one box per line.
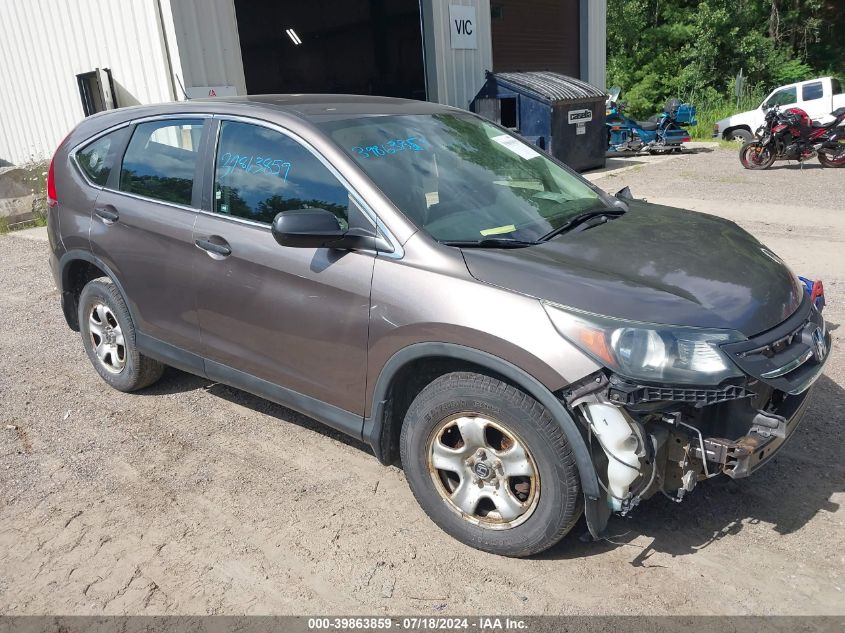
<box><xmin>363</xmin><ymin>342</ymin><xmax>602</xmax><ymax>518</ymax></box>
<box><xmin>719</xmin><ymin>110</ymin><xmax>762</xmax><ymax>135</ymax></box>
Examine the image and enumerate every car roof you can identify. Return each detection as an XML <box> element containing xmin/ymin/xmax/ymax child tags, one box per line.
<box><xmin>182</xmin><ymin>94</ymin><xmax>457</xmax><ymax>121</ymax></box>
<box><xmin>773</xmin><ymin>76</ymin><xmax>833</xmax><ymax>90</ymax></box>
<box><xmin>69</xmin><ymin>94</ymin><xmax>463</xmax><ymax>147</ymax></box>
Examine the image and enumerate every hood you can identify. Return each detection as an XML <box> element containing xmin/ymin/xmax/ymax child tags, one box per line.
<box><xmin>461</xmin><ymin>200</ymin><xmax>802</xmax><ymax>336</ymax></box>
<box><xmin>717</xmin><ymin>108</ymin><xmax>762</xmax><ymax>131</ymax></box>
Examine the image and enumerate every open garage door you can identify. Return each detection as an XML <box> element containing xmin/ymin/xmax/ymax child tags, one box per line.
<box><xmin>234</xmin><ymin>0</ymin><xmax>427</xmax><ymax>100</ymax></box>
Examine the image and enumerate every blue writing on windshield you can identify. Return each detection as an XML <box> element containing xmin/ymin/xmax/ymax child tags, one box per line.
<box><xmin>351</xmin><ymin>137</ymin><xmax>426</xmax><ymax>159</ymax></box>
<box><xmin>219</xmin><ymin>153</ymin><xmax>291</xmax><ymax>180</ymax></box>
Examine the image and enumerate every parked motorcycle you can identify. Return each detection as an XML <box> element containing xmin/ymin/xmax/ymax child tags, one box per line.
<box><xmin>739</xmin><ymin>104</ymin><xmax>845</xmax><ymax>169</ymax></box>
<box><xmin>605</xmin><ymin>87</ymin><xmax>697</xmax><ymax>154</ymax></box>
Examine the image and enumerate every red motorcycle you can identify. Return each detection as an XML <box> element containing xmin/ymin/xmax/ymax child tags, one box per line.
<box><xmin>740</xmin><ymin>104</ymin><xmax>845</xmax><ymax>169</ymax></box>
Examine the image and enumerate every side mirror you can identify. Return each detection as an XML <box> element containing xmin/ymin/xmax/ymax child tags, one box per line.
<box><xmin>615</xmin><ymin>186</ymin><xmax>633</xmax><ymax>200</ymax></box>
<box><xmin>272</xmin><ymin>208</ymin><xmax>346</xmax><ymax>248</ymax></box>
<box><xmin>271</xmin><ymin>207</ymin><xmax>383</xmax><ymax>251</ymax></box>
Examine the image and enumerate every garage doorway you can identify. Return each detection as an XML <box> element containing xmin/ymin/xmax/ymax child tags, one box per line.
<box><xmin>234</xmin><ymin>0</ymin><xmax>427</xmax><ymax>100</ymax></box>
<box><xmin>490</xmin><ymin>0</ymin><xmax>580</xmax><ymax>75</ymax></box>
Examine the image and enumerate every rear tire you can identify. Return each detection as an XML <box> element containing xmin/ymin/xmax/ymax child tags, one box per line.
<box><xmin>400</xmin><ymin>372</ymin><xmax>582</xmax><ymax>557</ymax></box>
<box><xmin>739</xmin><ymin>141</ymin><xmax>775</xmax><ymax>170</ymax></box>
<box><xmin>818</xmin><ymin>147</ymin><xmax>845</xmax><ymax>168</ymax></box>
<box><xmin>78</xmin><ymin>278</ymin><xmax>165</xmax><ymax>392</ymax></box>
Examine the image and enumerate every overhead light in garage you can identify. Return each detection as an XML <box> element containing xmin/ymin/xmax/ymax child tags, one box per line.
<box><xmin>285</xmin><ymin>28</ymin><xmax>302</xmax><ymax>45</ymax></box>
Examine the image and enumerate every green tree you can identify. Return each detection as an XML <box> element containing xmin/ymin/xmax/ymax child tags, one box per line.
<box><xmin>607</xmin><ymin>0</ymin><xmax>842</xmax><ymax>119</ymax></box>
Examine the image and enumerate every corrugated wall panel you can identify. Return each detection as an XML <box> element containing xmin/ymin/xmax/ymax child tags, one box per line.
<box><xmin>166</xmin><ymin>0</ymin><xmax>246</xmax><ymax>95</ymax></box>
<box><xmin>422</xmin><ymin>0</ymin><xmax>493</xmax><ymax>110</ymax></box>
<box><xmin>580</xmin><ymin>0</ymin><xmax>606</xmax><ymax>90</ymax></box>
<box><xmin>0</xmin><ymin>0</ymin><xmax>174</xmax><ymax>165</ymax></box>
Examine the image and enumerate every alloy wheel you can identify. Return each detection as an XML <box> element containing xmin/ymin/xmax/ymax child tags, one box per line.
<box><xmin>88</xmin><ymin>303</ymin><xmax>126</xmax><ymax>374</ymax></box>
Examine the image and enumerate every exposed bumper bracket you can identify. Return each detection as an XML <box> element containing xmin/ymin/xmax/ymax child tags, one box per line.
<box><xmin>692</xmin><ymin>390</ymin><xmax>811</xmax><ymax>479</ymax></box>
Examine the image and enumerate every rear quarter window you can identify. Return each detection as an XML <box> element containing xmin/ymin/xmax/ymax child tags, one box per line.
<box><xmin>75</xmin><ymin>129</ymin><xmax>127</xmax><ymax>186</ymax></box>
<box><xmin>119</xmin><ymin>119</ymin><xmax>205</xmax><ymax>206</ymax></box>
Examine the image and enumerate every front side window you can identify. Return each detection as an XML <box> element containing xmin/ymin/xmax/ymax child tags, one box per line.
<box><xmin>119</xmin><ymin>119</ymin><xmax>204</xmax><ymax>205</ymax></box>
<box><xmin>831</xmin><ymin>78</ymin><xmax>842</xmax><ymax>95</ymax></box>
<box><xmin>318</xmin><ymin>113</ymin><xmax>602</xmax><ymax>243</ymax></box>
<box><xmin>213</xmin><ymin>120</ymin><xmax>350</xmax><ymax>227</ymax></box>
<box><xmin>76</xmin><ymin>129</ymin><xmax>125</xmax><ymax>186</ymax></box>
<box><xmin>764</xmin><ymin>87</ymin><xmax>797</xmax><ymax>108</ymax></box>
<box><xmin>802</xmin><ymin>81</ymin><xmax>824</xmax><ymax>102</ymax></box>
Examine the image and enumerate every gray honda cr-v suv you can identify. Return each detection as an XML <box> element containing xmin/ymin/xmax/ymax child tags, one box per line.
<box><xmin>47</xmin><ymin>95</ymin><xmax>830</xmax><ymax>556</ymax></box>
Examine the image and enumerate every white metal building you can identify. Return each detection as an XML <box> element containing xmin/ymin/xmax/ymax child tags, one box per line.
<box><xmin>0</xmin><ymin>0</ymin><xmax>606</xmax><ymax>165</ymax></box>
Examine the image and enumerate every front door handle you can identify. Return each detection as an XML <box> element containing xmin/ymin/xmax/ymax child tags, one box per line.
<box><xmin>195</xmin><ymin>237</ymin><xmax>232</xmax><ymax>258</ymax></box>
<box><xmin>95</xmin><ymin>206</ymin><xmax>119</xmax><ymax>224</ymax></box>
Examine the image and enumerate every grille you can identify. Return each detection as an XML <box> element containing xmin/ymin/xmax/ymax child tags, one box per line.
<box><xmin>722</xmin><ymin>298</ymin><xmax>829</xmax><ymax>395</ymax></box>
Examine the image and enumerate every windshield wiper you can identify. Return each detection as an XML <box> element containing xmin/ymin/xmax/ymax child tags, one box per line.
<box><xmin>441</xmin><ymin>238</ymin><xmax>538</xmax><ymax>248</ymax></box>
<box><xmin>538</xmin><ymin>207</ymin><xmax>625</xmax><ymax>242</ymax></box>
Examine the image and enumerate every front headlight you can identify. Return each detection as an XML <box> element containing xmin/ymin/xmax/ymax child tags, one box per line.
<box><xmin>543</xmin><ymin>302</ymin><xmax>746</xmax><ymax>385</ymax></box>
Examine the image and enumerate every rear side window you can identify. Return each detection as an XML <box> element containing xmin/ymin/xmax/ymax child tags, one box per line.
<box><xmin>802</xmin><ymin>81</ymin><xmax>824</xmax><ymax>101</ymax></box>
<box><xmin>119</xmin><ymin>119</ymin><xmax>205</xmax><ymax>206</ymax></box>
<box><xmin>212</xmin><ymin>120</ymin><xmax>350</xmax><ymax>227</ymax></box>
<box><xmin>76</xmin><ymin>130</ymin><xmax>124</xmax><ymax>186</ymax></box>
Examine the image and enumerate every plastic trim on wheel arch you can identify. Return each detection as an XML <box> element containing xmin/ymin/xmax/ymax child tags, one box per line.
<box><xmin>58</xmin><ymin>250</ymin><xmax>137</xmax><ymax>332</ymax></box>
<box><xmin>364</xmin><ymin>342</ymin><xmax>601</xmax><ymax>502</ymax></box>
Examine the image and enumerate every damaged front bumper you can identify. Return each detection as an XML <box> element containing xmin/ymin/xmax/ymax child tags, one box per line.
<box><xmin>692</xmin><ymin>387</ymin><xmax>812</xmax><ymax>479</ymax></box>
<box><xmin>575</xmin><ymin>379</ymin><xmax>818</xmax><ymax>531</ymax></box>
<box><xmin>568</xmin><ymin>297</ymin><xmax>830</xmax><ymax>528</ymax></box>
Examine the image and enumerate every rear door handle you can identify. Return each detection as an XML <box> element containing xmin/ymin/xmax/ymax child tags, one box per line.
<box><xmin>95</xmin><ymin>205</ymin><xmax>119</xmax><ymax>224</ymax></box>
<box><xmin>195</xmin><ymin>237</ymin><xmax>232</xmax><ymax>258</ymax></box>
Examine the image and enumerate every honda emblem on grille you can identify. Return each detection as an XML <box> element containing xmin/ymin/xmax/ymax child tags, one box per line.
<box><xmin>811</xmin><ymin>327</ymin><xmax>827</xmax><ymax>362</ymax></box>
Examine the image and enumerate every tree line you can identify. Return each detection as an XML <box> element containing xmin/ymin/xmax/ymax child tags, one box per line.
<box><xmin>606</xmin><ymin>0</ymin><xmax>845</xmax><ymax>116</ymax></box>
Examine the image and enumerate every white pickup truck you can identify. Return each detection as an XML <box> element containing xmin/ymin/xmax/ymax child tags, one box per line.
<box><xmin>714</xmin><ymin>76</ymin><xmax>845</xmax><ymax>142</ymax></box>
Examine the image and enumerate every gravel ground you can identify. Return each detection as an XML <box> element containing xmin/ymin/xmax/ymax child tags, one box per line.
<box><xmin>593</xmin><ymin>144</ymin><xmax>845</xmax><ymax>210</ymax></box>
<box><xmin>0</xmin><ymin>146</ymin><xmax>843</xmax><ymax>615</ymax></box>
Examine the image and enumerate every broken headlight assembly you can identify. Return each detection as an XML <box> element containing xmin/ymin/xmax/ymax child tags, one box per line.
<box><xmin>543</xmin><ymin>302</ymin><xmax>746</xmax><ymax>385</ymax></box>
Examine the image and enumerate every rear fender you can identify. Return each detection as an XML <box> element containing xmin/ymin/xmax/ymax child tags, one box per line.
<box><xmin>58</xmin><ymin>249</ymin><xmax>135</xmax><ymax>331</ymax></box>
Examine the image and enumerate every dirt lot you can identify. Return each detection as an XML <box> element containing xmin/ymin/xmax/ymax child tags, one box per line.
<box><xmin>1</xmin><ymin>146</ymin><xmax>843</xmax><ymax>615</ymax></box>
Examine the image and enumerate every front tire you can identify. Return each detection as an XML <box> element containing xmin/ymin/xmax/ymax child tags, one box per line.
<box><xmin>78</xmin><ymin>278</ymin><xmax>165</xmax><ymax>392</ymax></box>
<box><xmin>727</xmin><ymin>128</ymin><xmax>753</xmax><ymax>143</ymax></box>
<box><xmin>400</xmin><ymin>372</ymin><xmax>582</xmax><ymax>557</ymax></box>
<box><xmin>739</xmin><ymin>141</ymin><xmax>775</xmax><ymax>170</ymax></box>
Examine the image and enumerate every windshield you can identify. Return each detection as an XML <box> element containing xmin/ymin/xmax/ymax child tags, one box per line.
<box><xmin>318</xmin><ymin>113</ymin><xmax>604</xmax><ymax>243</ymax></box>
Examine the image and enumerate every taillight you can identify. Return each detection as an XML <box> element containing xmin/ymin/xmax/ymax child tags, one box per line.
<box><xmin>47</xmin><ymin>130</ymin><xmax>73</xmax><ymax>208</ymax></box>
<box><xmin>811</xmin><ymin>280</ymin><xmax>825</xmax><ymax>307</ymax></box>
<box><xmin>47</xmin><ymin>156</ymin><xmax>58</xmax><ymax>207</ymax></box>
